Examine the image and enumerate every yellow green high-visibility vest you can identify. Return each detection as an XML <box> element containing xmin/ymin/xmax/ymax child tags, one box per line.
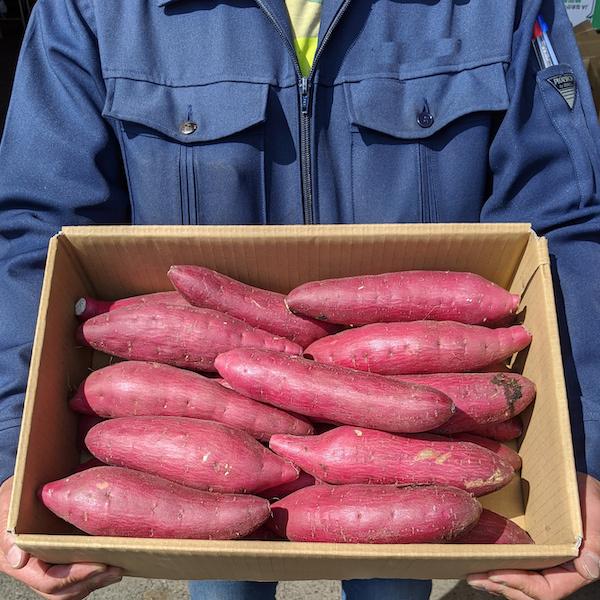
<box><xmin>285</xmin><ymin>0</ymin><xmax>322</xmax><ymax>76</ymax></box>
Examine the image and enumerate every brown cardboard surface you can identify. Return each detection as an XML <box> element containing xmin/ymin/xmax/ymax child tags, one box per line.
<box><xmin>8</xmin><ymin>224</ymin><xmax>582</xmax><ymax>580</ymax></box>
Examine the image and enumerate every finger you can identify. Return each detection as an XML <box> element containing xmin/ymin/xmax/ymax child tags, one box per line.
<box><xmin>44</xmin><ymin>561</ymin><xmax>117</xmax><ymax>582</ymax></box>
<box><xmin>473</xmin><ymin>581</ymin><xmax>534</xmax><ymax>600</ymax></box>
<box><xmin>48</xmin><ymin>567</ymin><xmax>123</xmax><ymax>600</ymax></box>
<box><xmin>0</xmin><ymin>479</ymin><xmax>30</xmax><ymax>570</ymax></box>
<box><xmin>3</xmin><ymin>557</ymin><xmax>111</xmax><ymax>596</ymax></box>
<box><xmin>1</xmin><ymin>532</ymin><xmax>29</xmax><ymax>569</ymax></box>
<box><xmin>469</xmin><ymin>566</ymin><xmax>590</xmax><ymax>600</ymax></box>
<box><xmin>574</xmin><ymin>549</ymin><xmax>600</xmax><ymax>581</ymax></box>
<box><xmin>468</xmin><ymin>575</ymin><xmax>526</xmax><ymax>599</ymax></box>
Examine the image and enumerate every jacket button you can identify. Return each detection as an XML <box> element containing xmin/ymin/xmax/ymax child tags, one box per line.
<box><xmin>417</xmin><ymin>109</ymin><xmax>434</xmax><ymax>128</ymax></box>
<box><xmin>180</xmin><ymin>121</ymin><xmax>198</xmax><ymax>135</ymax></box>
<box><xmin>417</xmin><ymin>101</ymin><xmax>434</xmax><ymax>128</ymax></box>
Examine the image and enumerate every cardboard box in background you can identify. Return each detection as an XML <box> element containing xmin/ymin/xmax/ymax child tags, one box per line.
<box><xmin>7</xmin><ymin>225</ymin><xmax>582</xmax><ymax>581</ymax></box>
<box><xmin>574</xmin><ymin>20</ymin><xmax>600</xmax><ymax>118</ymax></box>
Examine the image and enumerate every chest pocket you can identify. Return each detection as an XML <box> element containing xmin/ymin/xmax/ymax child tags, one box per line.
<box><xmin>344</xmin><ymin>62</ymin><xmax>510</xmax><ymax>224</ymax></box>
<box><xmin>103</xmin><ymin>78</ymin><xmax>268</xmax><ymax>225</ymax></box>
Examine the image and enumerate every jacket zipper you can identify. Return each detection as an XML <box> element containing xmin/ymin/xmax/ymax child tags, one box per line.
<box><xmin>255</xmin><ymin>0</ymin><xmax>352</xmax><ymax>224</ymax></box>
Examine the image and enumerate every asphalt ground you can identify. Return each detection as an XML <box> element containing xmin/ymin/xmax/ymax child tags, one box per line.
<box><xmin>1</xmin><ymin>574</ymin><xmax>599</xmax><ymax>599</ymax></box>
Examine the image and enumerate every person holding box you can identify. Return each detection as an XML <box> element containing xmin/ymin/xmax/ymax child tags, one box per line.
<box><xmin>0</xmin><ymin>1</ymin><xmax>600</xmax><ymax>599</ymax></box>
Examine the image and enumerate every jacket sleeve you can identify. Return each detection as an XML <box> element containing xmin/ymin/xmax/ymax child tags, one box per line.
<box><xmin>0</xmin><ymin>0</ymin><xmax>129</xmax><ymax>484</ymax></box>
<box><xmin>481</xmin><ymin>0</ymin><xmax>600</xmax><ymax>480</ymax></box>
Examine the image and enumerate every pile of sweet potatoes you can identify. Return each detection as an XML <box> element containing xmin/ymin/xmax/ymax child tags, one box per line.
<box><xmin>40</xmin><ymin>267</ymin><xmax>535</xmax><ymax>544</ymax></box>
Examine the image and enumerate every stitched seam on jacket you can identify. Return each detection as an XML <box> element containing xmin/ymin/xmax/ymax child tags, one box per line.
<box><xmin>38</xmin><ymin>3</ymin><xmax>107</xmax><ymax>112</ymax></box>
<box><xmin>538</xmin><ymin>72</ymin><xmax>587</xmax><ymax>206</ymax></box>
<box><xmin>102</xmin><ymin>72</ymin><xmax>293</xmax><ymax>88</ymax></box>
<box><xmin>320</xmin><ymin>55</ymin><xmax>511</xmax><ymax>87</ymax></box>
<box><xmin>104</xmin><ymin>110</ymin><xmax>265</xmax><ymax>143</ymax></box>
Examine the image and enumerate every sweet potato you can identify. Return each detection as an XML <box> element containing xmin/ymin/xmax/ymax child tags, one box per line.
<box><xmin>446</xmin><ymin>433</ymin><xmax>521</xmax><ymax>471</ymax></box>
<box><xmin>40</xmin><ymin>466</ymin><xmax>270</xmax><ymax>539</ymax></box>
<box><xmin>390</xmin><ymin>372</ymin><xmax>535</xmax><ymax>433</ymax></box>
<box><xmin>269</xmin><ymin>484</ymin><xmax>482</xmax><ymax>543</ymax></box>
<box><xmin>168</xmin><ymin>265</ymin><xmax>339</xmax><ymax>347</ymax></box>
<box><xmin>304</xmin><ymin>322</ymin><xmax>531</xmax><ymax>375</ymax></box>
<box><xmin>453</xmin><ymin>509</ymin><xmax>533</xmax><ymax>544</ymax></box>
<box><xmin>69</xmin><ymin>361</ymin><xmax>313</xmax><ymax>441</ymax></box>
<box><xmin>467</xmin><ymin>417</ymin><xmax>523</xmax><ymax>441</ymax></box>
<box><xmin>286</xmin><ymin>271</ymin><xmax>520</xmax><ymax>327</ymax></box>
<box><xmin>269</xmin><ymin>426</ymin><xmax>514</xmax><ymax>496</ymax></box>
<box><xmin>86</xmin><ymin>416</ymin><xmax>299</xmax><ymax>493</ymax></box>
<box><xmin>215</xmin><ymin>349</ymin><xmax>454</xmax><ymax>433</ymax></box>
<box><xmin>76</xmin><ymin>304</ymin><xmax>301</xmax><ymax>372</ymax></box>
<box><xmin>75</xmin><ymin>291</ymin><xmax>189</xmax><ymax>321</ymax></box>
<box><xmin>258</xmin><ymin>470</ymin><xmax>317</xmax><ymax>500</ymax></box>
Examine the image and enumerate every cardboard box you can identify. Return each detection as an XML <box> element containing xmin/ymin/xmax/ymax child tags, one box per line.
<box><xmin>7</xmin><ymin>224</ymin><xmax>582</xmax><ymax>581</ymax></box>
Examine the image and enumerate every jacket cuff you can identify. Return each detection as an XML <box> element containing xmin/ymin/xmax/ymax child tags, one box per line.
<box><xmin>0</xmin><ymin>425</ymin><xmax>21</xmax><ymax>486</ymax></box>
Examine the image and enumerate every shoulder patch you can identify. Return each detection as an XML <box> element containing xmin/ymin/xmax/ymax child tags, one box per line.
<box><xmin>546</xmin><ymin>73</ymin><xmax>577</xmax><ymax>110</ymax></box>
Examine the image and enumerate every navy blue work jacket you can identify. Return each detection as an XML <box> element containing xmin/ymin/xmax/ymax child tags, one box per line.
<box><xmin>0</xmin><ymin>0</ymin><xmax>600</xmax><ymax>484</ymax></box>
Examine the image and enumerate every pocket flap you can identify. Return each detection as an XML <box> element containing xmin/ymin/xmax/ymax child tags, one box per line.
<box><xmin>345</xmin><ymin>62</ymin><xmax>509</xmax><ymax>139</ymax></box>
<box><xmin>104</xmin><ymin>79</ymin><xmax>268</xmax><ymax>142</ymax></box>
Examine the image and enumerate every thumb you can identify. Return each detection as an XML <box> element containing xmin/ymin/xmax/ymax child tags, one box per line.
<box><xmin>0</xmin><ymin>477</ymin><xmax>29</xmax><ymax>570</ymax></box>
<box><xmin>2</xmin><ymin>532</ymin><xmax>28</xmax><ymax>570</ymax></box>
<box><xmin>573</xmin><ymin>473</ymin><xmax>600</xmax><ymax>582</ymax></box>
<box><xmin>576</xmin><ymin>549</ymin><xmax>600</xmax><ymax>581</ymax></box>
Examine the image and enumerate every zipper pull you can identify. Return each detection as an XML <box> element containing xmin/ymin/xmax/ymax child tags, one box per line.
<box><xmin>300</xmin><ymin>77</ymin><xmax>310</xmax><ymax>115</ymax></box>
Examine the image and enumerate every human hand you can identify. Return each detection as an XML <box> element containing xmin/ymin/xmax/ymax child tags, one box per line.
<box><xmin>467</xmin><ymin>472</ymin><xmax>600</xmax><ymax>599</ymax></box>
<box><xmin>0</xmin><ymin>476</ymin><xmax>123</xmax><ymax>599</ymax></box>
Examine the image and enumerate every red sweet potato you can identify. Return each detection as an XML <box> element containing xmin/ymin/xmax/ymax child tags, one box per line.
<box><xmin>467</xmin><ymin>417</ymin><xmax>523</xmax><ymax>441</ymax></box>
<box><xmin>269</xmin><ymin>484</ymin><xmax>482</xmax><ymax>543</ymax></box>
<box><xmin>304</xmin><ymin>322</ymin><xmax>532</xmax><ymax>375</ymax></box>
<box><xmin>215</xmin><ymin>349</ymin><xmax>455</xmax><ymax>433</ymax></box>
<box><xmin>258</xmin><ymin>470</ymin><xmax>317</xmax><ymax>500</ymax></box>
<box><xmin>40</xmin><ymin>466</ymin><xmax>270</xmax><ymax>539</ymax></box>
<box><xmin>390</xmin><ymin>372</ymin><xmax>535</xmax><ymax>433</ymax></box>
<box><xmin>286</xmin><ymin>271</ymin><xmax>520</xmax><ymax>327</ymax></box>
<box><xmin>168</xmin><ymin>265</ymin><xmax>339</xmax><ymax>347</ymax></box>
<box><xmin>76</xmin><ymin>304</ymin><xmax>302</xmax><ymax>372</ymax></box>
<box><xmin>69</xmin><ymin>361</ymin><xmax>313</xmax><ymax>441</ymax></box>
<box><xmin>453</xmin><ymin>509</ymin><xmax>533</xmax><ymax>544</ymax></box>
<box><xmin>446</xmin><ymin>433</ymin><xmax>521</xmax><ymax>471</ymax></box>
<box><xmin>269</xmin><ymin>426</ymin><xmax>514</xmax><ymax>496</ymax></box>
<box><xmin>75</xmin><ymin>291</ymin><xmax>189</xmax><ymax>321</ymax></box>
<box><xmin>86</xmin><ymin>417</ymin><xmax>299</xmax><ymax>493</ymax></box>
